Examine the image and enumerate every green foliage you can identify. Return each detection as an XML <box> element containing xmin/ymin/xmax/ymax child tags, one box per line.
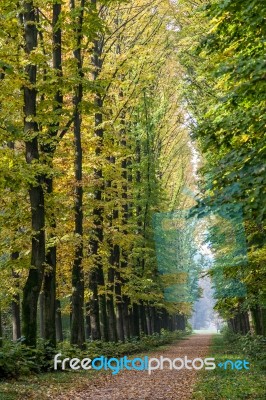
<box><xmin>0</xmin><ymin>329</ymin><xmax>188</xmax><ymax>379</ymax></box>
<box><xmin>184</xmin><ymin>0</ymin><xmax>266</xmax><ymax>221</ymax></box>
<box><xmin>57</xmin><ymin>329</ymin><xmax>188</xmax><ymax>362</ymax></box>
<box><xmin>193</xmin><ymin>332</ymin><xmax>266</xmax><ymax>400</ymax></box>
<box><xmin>179</xmin><ymin>0</ymin><xmax>266</xmax><ymax>324</ymax></box>
<box><xmin>0</xmin><ymin>340</ymin><xmax>56</xmax><ymax>379</ymax></box>
<box><xmin>221</xmin><ymin>326</ymin><xmax>266</xmax><ymax>366</ymax></box>
<box><xmin>0</xmin><ymin>0</ymin><xmax>195</xmax><ymax>348</ymax></box>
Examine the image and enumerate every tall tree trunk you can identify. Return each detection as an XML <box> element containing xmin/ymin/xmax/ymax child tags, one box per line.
<box><xmin>70</xmin><ymin>0</ymin><xmax>85</xmax><ymax>348</ymax></box>
<box><xmin>154</xmin><ymin>309</ymin><xmax>161</xmax><ymax>333</ymax></box>
<box><xmin>6</xmin><ymin>148</ymin><xmax>22</xmax><ymax>342</ymax></box>
<box><xmin>43</xmin><ymin>203</ymin><xmax>56</xmax><ymax>346</ymax></box>
<box><xmin>106</xmin><ymin>252</ymin><xmax>117</xmax><ymax>342</ymax></box>
<box><xmin>122</xmin><ymin>296</ymin><xmax>131</xmax><ymax>340</ymax></box>
<box><xmin>145</xmin><ymin>306</ymin><xmax>152</xmax><ymax>335</ymax></box>
<box><xmin>150</xmin><ymin>306</ymin><xmax>156</xmax><ymax>334</ymax></box>
<box><xmin>42</xmin><ymin>1</ymin><xmax>63</xmax><ymax>348</ymax></box>
<box><xmin>88</xmin><ymin>2</ymin><xmax>106</xmax><ymax>340</ymax></box>
<box><xmin>120</xmin><ymin>134</ymin><xmax>130</xmax><ymax>341</ymax></box>
<box><xmin>115</xmin><ymin>270</ymin><xmax>124</xmax><ymax>341</ymax></box>
<box><xmin>98</xmin><ymin>267</ymin><xmax>108</xmax><ymax>341</ymax></box>
<box><xmin>11</xmin><ymin>253</ymin><xmax>21</xmax><ymax>341</ymax></box>
<box><xmin>106</xmin><ymin>153</ymin><xmax>118</xmax><ymax>342</ymax></box>
<box><xmin>139</xmin><ymin>301</ymin><xmax>148</xmax><ymax>335</ymax></box>
<box><xmin>55</xmin><ymin>299</ymin><xmax>63</xmax><ymax>342</ymax></box>
<box><xmin>39</xmin><ymin>292</ymin><xmax>45</xmax><ymax>338</ymax></box>
<box><xmin>21</xmin><ymin>1</ymin><xmax>45</xmax><ymax>347</ymax></box>
<box><xmin>251</xmin><ymin>305</ymin><xmax>265</xmax><ymax>335</ymax></box>
<box><xmin>87</xmin><ymin>280</ymin><xmax>100</xmax><ymax>340</ymax></box>
<box><xmin>12</xmin><ymin>296</ymin><xmax>21</xmax><ymax>341</ymax></box>
<box><xmin>85</xmin><ymin>304</ymin><xmax>91</xmax><ymax>339</ymax></box>
<box><xmin>130</xmin><ymin>303</ymin><xmax>140</xmax><ymax>338</ymax></box>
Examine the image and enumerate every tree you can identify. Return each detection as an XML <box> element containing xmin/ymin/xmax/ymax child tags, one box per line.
<box><xmin>21</xmin><ymin>0</ymin><xmax>46</xmax><ymax>347</ymax></box>
<box><xmin>179</xmin><ymin>0</ymin><xmax>266</xmax><ymax>335</ymax></box>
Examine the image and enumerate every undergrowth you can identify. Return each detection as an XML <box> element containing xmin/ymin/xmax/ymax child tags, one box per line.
<box><xmin>0</xmin><ymin>328</ymin><xmax>190</xmax><ymax>379</ymax></box>
<box><xmin>193</xmin><ymin>328</ymin><xmax>266</xmax><ymax>400</ymax></box>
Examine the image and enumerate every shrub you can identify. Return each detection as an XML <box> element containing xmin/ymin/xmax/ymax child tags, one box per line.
<box><xmin>221</xmin><ymin>328</ymin><xmax>266</xmax><ymax>368</ymax></box>
<box><xmin>0</xmin><ymin>329</ymin><xmax>188</xmax><ymax>378</ymax></box>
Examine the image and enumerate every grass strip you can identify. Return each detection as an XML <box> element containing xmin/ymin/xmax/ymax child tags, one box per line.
<box><xmin>192</xmin><ymin>334</ymin><xmax>266</xmax><ymax>400</ymax></box>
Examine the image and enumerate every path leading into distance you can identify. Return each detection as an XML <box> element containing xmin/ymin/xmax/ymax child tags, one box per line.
<box><xmin>54</xmin><ymin>334</ymin><xmax>212</xmax><ymax>400</ymax></box>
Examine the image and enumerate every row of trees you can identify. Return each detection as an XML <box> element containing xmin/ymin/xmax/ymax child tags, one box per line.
<box><xmin>2</xmin><ymin>0</ymin><xmax>263</xmax><ymax>352</ymax></box>
<box><xmin>0</xmin><ymin>0</ymin><xmax>195</xmax><ymax>348</ymax></box>
<box><xmin>180</xmin><ymin>0</ymin><xmax>266</xmax><ymax>335</ymax></box>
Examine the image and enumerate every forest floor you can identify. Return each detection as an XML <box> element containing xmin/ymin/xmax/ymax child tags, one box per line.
<box><xmin>0</xmin><ymin>334</ymin><xmax>212</xmax><ymax>400</ymax></box>
<box><xmin>52</xmin><ymin>334</ymin><xmax>212</xmax><ymax>400</ymax></box>
<box><xmin>1</xmin><ymin>332</ymin><xmax>264</xmax><ymax>399</ymax></box>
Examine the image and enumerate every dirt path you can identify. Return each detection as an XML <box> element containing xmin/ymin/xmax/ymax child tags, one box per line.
<box><xmin>54</xmin><ymin>334</ymin><xmax>212</xmax><ymax>400</ymax></box>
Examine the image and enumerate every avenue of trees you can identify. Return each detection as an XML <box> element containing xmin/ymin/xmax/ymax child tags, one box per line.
<box><xmin>180</xmin><ymin>0</ymin><xmax>265</xmax><ymax>335</ymax></box>
<box><xmin>0</xmin><ymin>0</ymin><xmax>265</xmax><ymax>357</ymax></box>
<box><xmin>0</xmin><ymin>0</ymin><xmax>194</xmax><ymax>349</ymax></box>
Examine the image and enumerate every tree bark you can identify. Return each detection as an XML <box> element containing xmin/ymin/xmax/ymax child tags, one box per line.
<box><xmin>12</xmin><ymin>296</ymin><xmax>21</xmax><ymax>341</ymax></box>
<box><xmin>145</xmin><ymin>306</ymin><xmax>152</xmax><ymax>335</ymax></box>
<box><xmin>130</xmin><ymin>303</ymin><xmax>140</xmax><ymax>338</ymax></box>
<box><xmin>98</xmin><ymin>266</ymin><xmax>109</xmax><ymax>341</ymax></box>
<box><xmin>42</xmin><ymin>2</ymin><xmax>63</xmax><ymax>348</ymax></box>
<box><xmin>85</xmin><ymin>304</ymin><xmax>91</xmax><ymax>340</ymax></box>
<box><xmin>122</xmin><ymin>296</ymin><xmax>131</xmax><ymax>339</ymax></box>
<box><xmin>21</xmin><ymin>1</ymin><xmax>45</xmax><ymax>347</ymax></box>
<box><xmin>87</xmin><ymin>0</ymin><xmax>106</xmax><ymax>341</ymax></box>
<box><xmin>39</xmin><ymin>292</ymin><xmax>45</xmax><ymax>338</ymax></box>
<box><xmin>70</xmin><ymin>0</ymin><xmax>85</xmax><ymax>348</ymax></box>
<box><xmin>55</xmin><ymin>299</ymin><xmax>63</xmax><ymax>342</ymax></box>
<box><xmin>139</xmin><ymin>301</ymin><xmax>148</xmax><ymax>335</ymax></box>
<box><xmin>106</xmin><ymin>262</ymin><xmax>117</xmax><ymax>342</ymax></box>
<box><xmin>251</xmin><ymin>305</ymin><xmax>265</xmax><ymax>336</ymax></box>
<box><xmin>115</xmin><ymin>269</ymin><xmax>124</xmax><ymax>342</ymax></box>
<box><xmin>11</xmin><ymin>253</ymin><xmax>21</xmax><ymax>341</ymax></box>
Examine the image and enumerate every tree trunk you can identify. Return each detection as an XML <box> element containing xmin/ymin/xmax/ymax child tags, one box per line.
<box><xmin>43</xmin><ymin>1</ymin><xmax>63</xmax><ymax>348</ymax></box>
<box><xmin>12</xmin><ymin>296</ymin><xmax>21</xmax><ymax>341</ymax></box>
<box><xmin>139</xmin><ymin>302</ymin><xmax>148</xmax><ymax>335</ymax></box>
<box><xmin>150</xmin><ymin>307</ymin><xmax>156</xmax><ymax>334</ymax></box>
<box><xmin>88</xmin><ymin>273</ymin><xmax>101</xmax><ymax>340</ymax></box>
<box><xmin>11</xmin><ymin>254</ymin><xmax>21</xmax><ymax>341</ymax></box>
<box><xmin>155</xmin><ymin>309</ymin><xmax>161</xmax><ymax>333</ymax></box>
<box><xmin>115</xmin><ymin>269</ymin><xmax>124</xmax><ymax>342</ymax></box>
<box><xmin>55</xmin><ymin>299</ymin><xmax>63</xmax><ymax>342</ymax></box>
<box><xmin>251</xmin><ymin>305</ymin><xmax>264</xmax><ymax>335</ymax></box>
<box><xmin>21</xmin><ymin>1</ymin><xmax>45</xmax><ymax>347</ymax></box>
<box><xmin>98</xmin><ymin>267</ymin><xmax>108</xmax><ymax>341</ymax></box>
<box><xmin>181</xmin><ymin>315</ymin><xmax>186</xmax><ymax>331</ymax></box>
<box><xmin>106</xmin><ymin>153</ymin><xmax>119</xmax><ymax>343</ymax></box>
<box><xmin>39</xmin><ymin>292</ymin><xmax>45</xmax><ymax>338</ymax></box>
<box><xmin>131</xmin><ymin>303</ymin><xmax>140</xmax><ymax>338</ymax></box>
<box><xmin>145</xmin><ymin>306</ymin><xmax>152</xmax><ymax>335</ymax></box>
<box><xmin>70</xmin><ymin>0</ymin><xmax>85</xmax><ymax>348</ymax></box>
<box><xmin>85</xmin><ymin>304</ymin><xmax>91</xmax><ymax>340</ymax></box>
<box><xmin>87</xmin><ymin>2</ymin><xmax>105</xmax><ymax>341</ymax></box>
<box><xmin>43</xmin><ymin>210</ymin><xmax>56</xmax><ymax>346</ymax></box>
<box><xmin>106</xmin><ymin>263</ymin><xmax>117</xmax><ymax>342</ymax></box>
<box><xmin>122</xmin><ymin>296</ymin><xmax>131</xmax><ymax>340</ymax></box>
